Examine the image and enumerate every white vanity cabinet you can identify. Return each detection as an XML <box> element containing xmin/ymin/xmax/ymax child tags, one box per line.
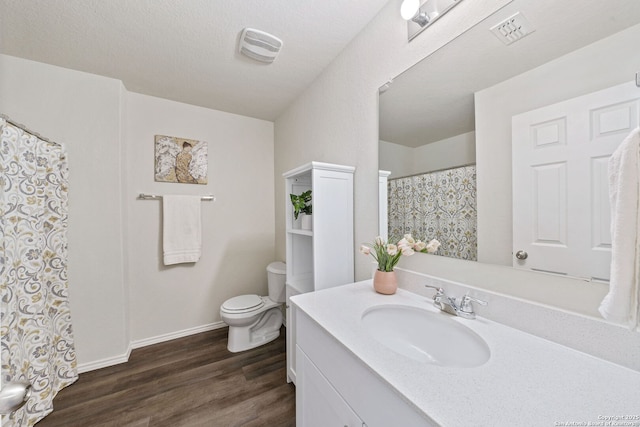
<box><xmin>291</xmin><ymin>281</ymin><xmax>640</xmax><ymax>425</ymax></box>
<box><xmin>283</xmin><ymin>162</ymin><xmax>355</xmax><ymax>384</ymax></box>
<box><xmin>294</xmin><ymin>305</ymin><xmax>432</xmax><ymax>427</ymax></box>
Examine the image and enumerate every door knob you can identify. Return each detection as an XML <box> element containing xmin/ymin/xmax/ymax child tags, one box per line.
<box><xmin>515</xmin><ymin>250</ymin><xmax>528</xmax><ymax>260</ymax></box>
<box><xmin>0</xmin><ymin>381</ymin><xmax>32</xmax><ymax>415</ymax></box>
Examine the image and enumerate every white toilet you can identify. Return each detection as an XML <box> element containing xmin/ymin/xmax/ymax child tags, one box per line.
<box><xmin>220</xmin><ymin>261</ymin><xmax>286</xmax><ymax>353</ymax></box>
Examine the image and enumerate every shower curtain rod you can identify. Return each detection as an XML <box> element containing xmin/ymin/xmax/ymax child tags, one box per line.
<box><xmin>0</xmin><ymin>114</ymin><xmax>62</xmax><ymax>147</ymax></box>
<box><xmin>137</xmin><ymin>193</ymin><xmax>216</xmax><ymax>201</ymax></box>
<box><xmin>388</xmin><ymin>162</ymin><xmax>477</xmax><ymax>181</ymax></box>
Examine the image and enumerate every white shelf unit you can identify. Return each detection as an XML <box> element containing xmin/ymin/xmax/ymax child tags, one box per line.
<box><xmin>283</xmin><ymin>161</ymin><xmax>355</xmax><ymax>384</ymax></box>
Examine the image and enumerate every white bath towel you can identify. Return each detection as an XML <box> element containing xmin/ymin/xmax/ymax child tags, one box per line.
<box><xmin>599</xmin><ymin>127</ymin><xmax>640</xmax><ymax>330</ymax></box>
<box><xmin>163</xmin><ymin>195</ymin><xmax>202</xmax><ymax>265</ymax></box>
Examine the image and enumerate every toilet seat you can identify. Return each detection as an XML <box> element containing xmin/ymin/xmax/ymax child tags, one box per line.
<box><xmin>221</xmin><ymin>294</ymin><xmax>264</xmax><ymax>314</ymax></box>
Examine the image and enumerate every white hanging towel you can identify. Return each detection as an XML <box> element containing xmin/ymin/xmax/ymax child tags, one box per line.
<box><xmin>599</xmin><ymin>127</ymin><xmax>640</xmax><ymax>330</ymax></box>
<box><xmin>163</xmin><ymin>195</ymin><xmax>202</xmax><ymax>265</ymax></box>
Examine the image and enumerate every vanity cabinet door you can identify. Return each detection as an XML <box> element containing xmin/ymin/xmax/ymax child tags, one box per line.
<box><xmin>296</xmin><ymin>347</ymin><xmax>364</xmax><ymax>427</ymax></box>
<box><xmin>286</xmin><ymin>285</ymin><xmax>301</xmax><ymax>384</ymax></box>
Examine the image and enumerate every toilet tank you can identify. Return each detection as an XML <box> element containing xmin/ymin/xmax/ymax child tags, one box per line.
<box><xmin>267</xmin><ymin>261</ymin><xmax>286</xmax><ymax>303</ymax></box>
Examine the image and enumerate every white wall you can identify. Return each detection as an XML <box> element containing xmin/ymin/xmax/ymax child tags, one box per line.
<box><xmin>274</xmin><ymin>0</ymin><xmax>512</xmax><ymax>279</ymax></box>
<box><xmin>380</xmin><ymin>131</ymin><xmax>475</xmax><ymax>178</ymax></box>
<box><xmin>378</xmin><ymin>140</ymin><xmax>413</xmax><ymax>177</ymax></box>
<box><xmin>0</xmin><ymin>55</ymin><xmax>129</xmax><ymax>366</ymax></box>
<box><xmin>1</xmin><ymin>54</ymin><xmax>276</xmax><ymax>369</ymax></box>
<box><xmin>413</xmin><ymin>131</ymin><xmax>475</xmax><ymax>173</ymax></box>
<box><xmin>125</xmin><ymin>92</ymin><xmax>275</xmax><ymax>343</ymax></box>
<box><xmin>475</xmin><ymin>23</ymin><xmax>640</xmax><ymax>266</ymax></box>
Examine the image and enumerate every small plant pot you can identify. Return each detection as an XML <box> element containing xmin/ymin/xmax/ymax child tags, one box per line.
<box><xmin>300</xmin><ymin>213</ymin><xmax>312</xmax><ymax>230</ymax></box>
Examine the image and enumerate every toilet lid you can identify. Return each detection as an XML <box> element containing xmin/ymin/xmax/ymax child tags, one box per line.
<box><xmin>222</xmin><ymin>294</ymin><xmax>264</xmax><ymax>312</ymax></box>
<box><xmin>267</xmin><ymin>261</ymin><xmax>286</xmax><ymax>275</ymax></box>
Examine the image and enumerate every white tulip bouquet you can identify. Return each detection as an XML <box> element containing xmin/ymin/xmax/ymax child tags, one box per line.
<box><xmin>360</xmin><ymin>234</ymin><xmax>440</xmax><ymax>272</ymax></box>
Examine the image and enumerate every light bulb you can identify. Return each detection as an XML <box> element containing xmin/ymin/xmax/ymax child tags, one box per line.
<box><xmin>400</xmin><ymin>0</ymin><xmax>420</xmax><ymax>20</ymax></box>
<box><xmin>424</xmin><ymin>1</ymin><xmax>440</xmax><ymax>20</ymax></box>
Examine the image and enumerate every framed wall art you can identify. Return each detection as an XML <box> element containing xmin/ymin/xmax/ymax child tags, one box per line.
<box><xmin>154</xmin><ymin>135</ymin><xmax>208</xmax><ymax>184</ymax></box>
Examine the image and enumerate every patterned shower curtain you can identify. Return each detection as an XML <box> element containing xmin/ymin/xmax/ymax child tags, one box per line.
<box><xmin>388</xmin><ymin>165</ymin><xmax>478</xmax><ymax>261</ymax></box>
<box><xmin>0</xmin><ymin>118</ymin><xmax>78</xmax><ymax>426</ymax></box>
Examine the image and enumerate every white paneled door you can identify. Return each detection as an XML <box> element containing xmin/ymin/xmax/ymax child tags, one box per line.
<box><xmin>512</xmin><ymin>81</ymin><xmax>640</xmax><ymax>280</ymax></box>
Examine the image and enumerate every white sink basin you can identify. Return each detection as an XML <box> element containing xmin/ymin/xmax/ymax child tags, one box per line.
<box><xmin>361</xmin><ymin>305</ymin><xmax>490</xmax><ymax>367</ymax></box>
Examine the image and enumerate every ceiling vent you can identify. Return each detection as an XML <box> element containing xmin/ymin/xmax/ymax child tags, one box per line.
<box><xmin>239</xmin><ymin>28</ymin><xmax>283</xmax><ymax>63</ymax></box>
<box><xmin>490</xmin><ymin>12</ymin><xmax>534</xmax><ymax>45</ymax></box>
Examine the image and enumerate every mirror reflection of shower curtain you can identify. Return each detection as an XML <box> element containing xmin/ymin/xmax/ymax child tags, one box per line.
<box><xmin>0</xmin><ymin>118</ymin><xmax>78</xmax><ymax>425</ymax></box>
<box><xmin>387</xmin><ymin>165</ymin><xmax>478</xmax><ymax>261</ymax></box>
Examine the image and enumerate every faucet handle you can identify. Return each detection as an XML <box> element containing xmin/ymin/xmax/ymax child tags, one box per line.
<box><xmin>458</xmin><ymin>294</ymin><xmax>487</xmax><ymax>319</ymax></box>
<box><xmin>424</xmin><ymin>284</ymin><xmax>445</xmax><ymax>299</ymax></box>
<box><xmin>461</xmin><ymin>294</ymin><xmax>487</xmax><ymax>306</ymax></box>
<box><xmin>425</xmin><ymin>285</ymin><xmax>450</xmax><ymax>312</ymax></box>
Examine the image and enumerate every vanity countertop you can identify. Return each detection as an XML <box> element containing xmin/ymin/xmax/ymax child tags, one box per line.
<box><xmin>291</xmin><ymin>280</ymin><xmax>640</xmax><ymax>426</ymax></box>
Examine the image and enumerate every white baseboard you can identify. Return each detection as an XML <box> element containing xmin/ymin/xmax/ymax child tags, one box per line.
<box><xmin>131</xmin><ymin>321</ymin><xmax>227</xmax><ymax>349</ymax></box>
<box><xmin>77</xmin><ymin>321</ymin><xmax>227</xmax><ymax>373</ymax></box>
<box><xmin>77</xmin><ymin>347</ymin><xmax>132</xmax><ymax>373</ymax></box>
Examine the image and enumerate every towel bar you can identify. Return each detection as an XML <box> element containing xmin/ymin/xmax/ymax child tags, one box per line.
<box><xmin>137</xmin><ymin>193</ymin><xmax>215</xmax><ymax>201</ymax></box>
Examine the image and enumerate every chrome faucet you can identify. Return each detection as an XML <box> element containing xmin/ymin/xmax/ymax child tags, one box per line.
<box><xmin>424</xmin><ymin>285</ymin><xmax>487</xmax><ymax>319</ymax></box>
<box><xmin>457</xmin><ymin>294</ymin><xmax>488</xmax><ymax>319</ymax></box>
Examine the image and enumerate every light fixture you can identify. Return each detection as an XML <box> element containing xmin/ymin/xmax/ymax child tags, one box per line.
<box><xmin>401</xmin><ymin>0</ymin><xmax>464</xmax><ymax>41</ymax></box>
<box><xmin>400</xmin><ymin>0</ymin><xmax>429</xmax><ymax>26</ymax></box>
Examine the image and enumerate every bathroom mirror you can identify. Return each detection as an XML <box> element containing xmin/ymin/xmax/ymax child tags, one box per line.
<box><xmin>379</xmin><ymin>0</ymin><xmax>640</xmax><ymax>279</ymax></box>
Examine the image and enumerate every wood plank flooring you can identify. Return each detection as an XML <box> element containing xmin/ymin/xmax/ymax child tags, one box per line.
<box><xmin>37</xmin><ymin>327</ymin><xmax>295</xmax><ymax>427</ymax></box>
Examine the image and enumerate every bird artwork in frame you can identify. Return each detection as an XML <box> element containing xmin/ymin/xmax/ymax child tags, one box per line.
<box><xmin>154</xmin><ymin>135</ymin><xmax>208</xmax><ymax>184</ymax></box>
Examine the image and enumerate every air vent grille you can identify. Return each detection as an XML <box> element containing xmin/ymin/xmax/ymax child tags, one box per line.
<box><xmin>239</xmin><ymin>28</ymin><xmax>283</xmax><ymax>63</ymax></box>
<box><xmin>490</xmin><ymin>12</ymin><xmax>534</xmax><ymax>45</ymax></box>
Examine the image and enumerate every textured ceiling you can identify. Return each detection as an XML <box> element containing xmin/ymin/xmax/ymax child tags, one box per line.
<box><xmin>0</xmin><ymin>0</ymin><xmax>389</xmax><ymax>120</ymax></box>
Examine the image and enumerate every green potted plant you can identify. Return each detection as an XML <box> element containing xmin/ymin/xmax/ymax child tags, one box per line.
<box><xmin>290</xmin><ymin>190</ymin><xmax>312</xmax><ymax>230</ymax></box>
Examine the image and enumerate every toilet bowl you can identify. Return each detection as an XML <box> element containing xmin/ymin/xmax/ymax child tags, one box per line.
<box><xmin>220</xmin><ymin>261</ymin><xmax>286</xmax><ymax>352</ymax></box>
